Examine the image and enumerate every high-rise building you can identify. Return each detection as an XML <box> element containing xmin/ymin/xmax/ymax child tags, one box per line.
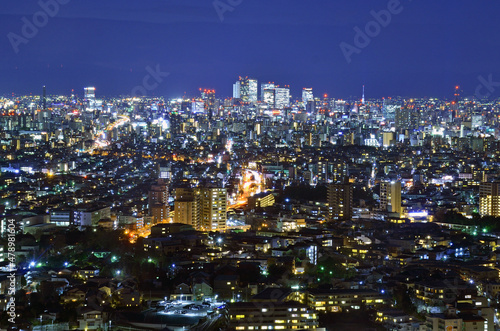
<box><xmin>248</xmin><ymin>78</ymin><xmax>258</xmax><ymax>102</ymax></box>
<box><xmin>191</xmin><ymin>99</ymin><xmax>205</xmax><ymax>113</ymax></box>
<box><xmin>274</xmin><ymin>86</ymin><xmax>290</xmax><ymax>109</ymax></box>
<box><xmin>42</xmin><ymin>85</ymin><xmax>47</xmax><ymax>110</ymax></box>
<box><xmin>173</xmin><ymin>188</ymin><xmax>200</xmax><ymax>229</ymax></box>
<box><xmin>84</xmin><ymin>86</ymin><xmax>95</xmax><ymax>99</ymax></box>
<box><xmin>479</xmin><ymin>182</ymin><xmax>500</xmax><ymax>217</ymax></box>
<box><xmin>328</xmin><ymin>161</ymin><xmax>349</xmax><ymax>184</ymax></box>
<box><xmin>200</xmin><ymin>89</ymin><xmax>216</xmax><ymax>117</ymax></box>
<box><xmin>233</xmin><ymin>82</ymin><xmax>240</xmax><ymax>99</ymax></box>
<box><xmin>84</xmin><ymin>86</ymin><xmax>96</xmax><ymax>111</ymax></box>
<box><xmin>395</xmin><ymin>107</ymin><xmax>411</xmax><ymax>131</ymax></box>
<box><xmin>302</xmin><ymin>87</ymin><xmax>314</xmax><ymax>104</ymax></box>
<box><xmin>233</xmin><ymin>77</ymin><xmax>257</xmax><ymax>103</ymax></box>
<box><xmin>261</xmin><ymin>83</ymin><xmax>275</xmax><ymax>105</ymax></box>
<box><xmin>327</xmin><ymin>181</ymin><xmax>352</xmax><ymax>221</ymax></box>
<box><xmin>382</xmin><ymin>99</ymin><xmax>400</xmax><ymax>121</ymax></box>
<box><xmin>200</xmin><ymin>188</ymin><xmax>227</xmax><ymax>231</ymax></box>
<box><xmin>172</xmin><ymin>187</ymin><xmax>227</xmax><ymax>231</ymax></box>
<box><xmin>380</xmin><ymin>181</ymin><xmax>401</xmax><ymax>215</ymax></box>
<box><xmin>148</xmin><ymin>180</ymin><xmax>169</xmax><ymax>224</ymax></box>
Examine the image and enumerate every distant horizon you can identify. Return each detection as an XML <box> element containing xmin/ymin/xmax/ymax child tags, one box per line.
<box><xmin>0</xmin><ymin>80</ymin><xmax>492</xmax><ymax>101</ymax></box>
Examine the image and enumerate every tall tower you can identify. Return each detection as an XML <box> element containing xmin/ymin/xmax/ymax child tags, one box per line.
<box><xmin>200</xmin><ymin>89</ymin><xmax>216</xmax><ymax>119</ymax></box>
<box><xmin>451</xmin><ymin>85</ymin><xmax>462</xmax><ymax>118</ymax></box>
<box><xmin>327</xmin><ymin>180</ymin><xmax>353</xmax><ymax>221</ymax></box>
<box><xmin>42</xmin><ymin>85</ymin><xmax>47</xmax><ymax>110</ymax></box>
<box><xmin>362</xmin><ymin>85</ymin><xmax>365</xmax><ymax>104</ymax></box>
<box><xmin>248</xmin><ymin>78</ymin><xmax>258</xmax><ymax>103</ymax></box>
<box><xmin>380</xmin><ymin>181</ymin><xmax>402</xmax><ymax>215</ymax></box>
<box><xmin>233</xmin><ymin>82</ymin><xmax>241</xmax><ymax>99</ymax></box>
<box><xmin>84</xmin><ymin>87</ymin><xmax>96</xmax><ymax>111</ymax></box>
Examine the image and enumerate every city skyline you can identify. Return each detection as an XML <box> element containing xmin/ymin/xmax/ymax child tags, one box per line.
<box><xmin>0</xmin><ymin>81</ymin><xmax>490</xmax><ymax>102</ymax></box>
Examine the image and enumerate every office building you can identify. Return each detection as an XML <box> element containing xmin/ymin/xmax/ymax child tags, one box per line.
<box><xmin>302</xmin><ymin>87</ymin><xmax>314</xmax><ymax>104</ymax></box>
<box><xmin>382</xmin><ymin>99</ymin><xmax>399</xmax><ymax>121</ymax></box>
<box><xmin>274</xmin><ymin>87</ymin><xmax>290</xmax><ymax>109</ymax></box>
<box><xmin>84</xmin><ymin>86</ymin><xmax>95</xmax><ymax>99</ymax></box>
<box><xmin>248</xmin><ymin>78</ymin><xmax>258</xmax><ymax>102</ymax></box>
<box><xmin>233</xmin><ymin>77</ymin><xmax>257</xmax><ymax>103</ymax></box>
<box><xmin>261</xmin><ymin>83</ymin><xmax>275</xmax><ymax>105</ymax></box>
<box><xmin>84</xmin><ymin>86</ymin><xmax>96</xmax><ymax>111</ymax></box>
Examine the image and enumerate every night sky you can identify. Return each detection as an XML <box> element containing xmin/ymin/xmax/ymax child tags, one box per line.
<box><xmin>1</xmin><ymin>0</ymin><xmax>499</xmax><ymax>100</ymax></box>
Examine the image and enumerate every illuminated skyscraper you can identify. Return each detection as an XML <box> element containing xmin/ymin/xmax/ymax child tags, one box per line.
<box><xmin>274</xmin><ymin>86</ymin><xmax>290</xmax><ymax>109</ymax></box>
<box><xmin>382</xmin><ymin>99</ymin><xmax>399</xmax><ymax>121</ymax></box>
<box><xmin>84</xmin><ymin>86</ymin><xmax>95</xmax><ymax>99</ymax></box>
<box><xmin>380</xmin><ymin>181</ymin><xmax>401</xmax><ymax>215</ymax></box>
<box><xmin>248</xmin><ymin>78</ymin><xmax>258</xmax><ymax>102</ymax></box>
<box><xmin>261</xmin><ymin>82</ymin><xmax>275</xmax><ymax>105</ymax></box>
<box><xmin>239</xmin><ymin>78</ymin><xmax>249</xmax><ymax>102</ymax></box>
<box><xmin>200</xmin><ymin>89</ymin><xmax>216</xmax><ymax>118</ymax></box>
<box><xmin>233</xmin><ymin>82</ymin><xmax>241</xmax><ymax>99</ymax></box>
<box><xmin>84</xmin><ymin>86</ymin><xmax>96</xmax><ymax>111</ymax></box>
<box><xmin>42</xmin><ymin>85</ymin><xmax>47</xmax><ymax>110</ymax></box>
<box><xmin>233</xmin><ymin>77</ymin><xmax>257</xmax><ymax>103</ymax></box>
<box><xmin>302</xmin><ymin>87</ymin><xmax>313</xmax><ymax>104</ymax></box>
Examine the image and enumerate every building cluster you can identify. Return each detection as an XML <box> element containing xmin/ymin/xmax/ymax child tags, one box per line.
<box><xmin>1</xmin><ymin>82</ymin><xmax>500</xmax><ymax>330</ymax></box>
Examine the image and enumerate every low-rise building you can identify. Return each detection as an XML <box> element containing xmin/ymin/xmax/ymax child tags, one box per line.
<box><xmin>305</xmin><ymin>289</ymin><xmax>386</xmax><ymax>312</ymax></box>
<box><xmin>227</xmin><ymin>301</ymin><xmax>318</xmax><ymax>330</ymax></box>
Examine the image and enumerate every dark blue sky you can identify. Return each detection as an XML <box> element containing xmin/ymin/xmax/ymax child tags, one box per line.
<box><xmin>1</xmin><ymin>0</ymin><xmax>499</xmax><ymax>100</ymax></box>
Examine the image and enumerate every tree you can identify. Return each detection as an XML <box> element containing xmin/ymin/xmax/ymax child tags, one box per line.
<box><xmin>393</xmin><ymin>285</ymin><xmax>416</xmax><ymax>314</ymax></box>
